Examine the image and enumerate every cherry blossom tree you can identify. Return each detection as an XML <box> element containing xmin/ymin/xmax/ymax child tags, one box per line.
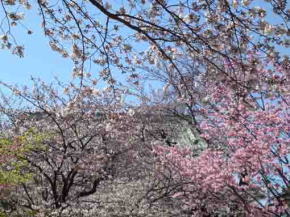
<box><xmin>1</xmin><ymin>0</ymin><xmax>289</xmax><ymax>85</ymax></box>
<box><xmin>0</xmin><ymin>81</ymin><xmax>132</xmax><ymax>214</ymax></box>
<box><xmin>152</xmin><ymin>51</ymin><xmax>290</xmax><ymax>216</ymax></box>
<box><xmin>0</xmin><ymin>79</ymin><xmax>190</xmax><ymax>216</ymax></box>
<box><xmin>0</xmin><ymin>0</ymin><xmax>290</xmax><ymax>216</ymax></box>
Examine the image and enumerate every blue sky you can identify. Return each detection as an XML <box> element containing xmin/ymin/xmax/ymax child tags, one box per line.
<box><xmin>0</xmin><ymin>3</ymin><xmax>164</xmax><ymax>103</ymax></box>
<box><xmin>0</xmin><ymin>7</ymin><xmax>73</xmax><ymax>86</ymax></box>
<box><xmin>1</xmin><ymin>1</ymin><xmax>289</xmax><ymax>88</ymax></box>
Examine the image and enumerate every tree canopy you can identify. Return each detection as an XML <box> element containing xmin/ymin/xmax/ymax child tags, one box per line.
<box><xmin>0</xmin><ymin>0</ymin><xmax>290</xmax><ymax>216</ymax></box>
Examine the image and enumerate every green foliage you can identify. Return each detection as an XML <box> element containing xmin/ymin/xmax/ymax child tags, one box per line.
<box><xmin>0</xmin><ymin>128</ymin><xmax>52</xmax><ymax>215</ymax></box>
<box><xmin>0</xmin><ymin>211</ymin><xmax>8</xmax><ymax>217</ymax></box>
<box><xmin>20</xmin><ymin>127</ymin><xmax>50</xmax><ymax>152</ymax></box>
<box><xmin>0</xmin><ymin>138</ymin><xmax>28</xmax><ymax>186</ymax></box>
<box><xmin>0</xmin><ymin>128</ymin><xmax>50</xmax><ymax>188</ymax></box>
